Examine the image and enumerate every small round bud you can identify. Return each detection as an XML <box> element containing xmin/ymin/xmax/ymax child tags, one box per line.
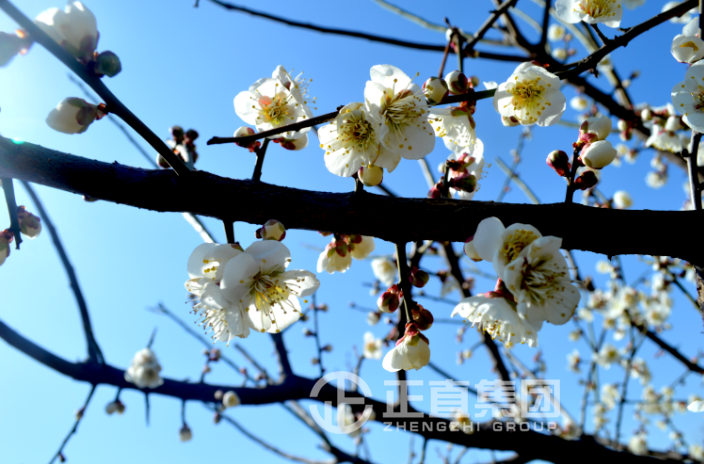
<box><xmin>546</xmin><ymin>150</ymin><xmax>571</xmax><ymax>177</ymax></box>
<box><xmin>617</xmin><ymin>119</ymin><xmax>628</xmax><ymax>132</ymax></box>
<box><xmin>209</xmin><ymin>348</ymin><xmax>221</xmax><ymax>361</ymax></box>
<box><xmin>75</xmin><ymin>407</ymin><xmax>85</xmax><ymax>420</ymax></box>
<box><xmin>213</xmin><ymin>412</ymin><xmax>222</xmax><ymax>424</ymax></box>
<box><xmin>548</xmin><ymin>24</ymin><xmax>566</xmax><ymax>41</ymax></box>
<box><xmin>444</xmin><ymin>70</ymin><xmax>469</xmax><ymax>95</ymax></box>
<box><xmin>377</xmin><ymin>284</ymin><xmax>403</xmax><ymax>313</ymax></box>
<box><xmin>17</xmin><ymin>206</ymin><xmax>41</xmax><ymax>238</ymax></box>
<box><xmin>640</xmin><ymin>108</ymin><xmax>652</xmax><ymax>121</ymax></box>
<box><xmin>277</xmin><ymin>135</ymin><xmax>308</xmax><ymax>151</ymax></box>
<box><xmin>470</xmin><ymin>76</ymin><xmax>480</xmax><ymax>88</ymax></box>
<box><xmin>94</xmin><ymin>51</ymin><xmax>122</xmax><ymax>77</ymax></box>
<box><xmin>359</xmin><ymin>164</ymin><xmax>384</xmax><ymax>186</ymax></box>
<box><xmin>367</xmin><ymin>311</ymin><xmax>381</xmax><ymax>326</ymax></box>
<box><xmin>322</xmin><ymin>344</ymin><xmax>333</xmax><ymax>352</ymax></box>
<box><xmin>185</xmin><ymin>129</ymin><xmax>199</xmax><ymax>142</ymax></box>
<box><xmin>574</xmin><ymin>170</ymin><xmax>598</xmax><ymax>190</ymax></box>
<box><xmin>234</xmin><ymin>126</ymin><xmax>261</xmax><ymax>152</ymax></box>
<box><xmin>408</xmin><ymin>267</ymin><xmax>430</xmax><ymax>288</ymax></box>
<box><xmin>422</xmin><ymin>77</ymin><xmax>449</xmax><ymax>105</ymax></box>
<box><xmin>428</xmin><ymin>181</ymin><xmax>445</xmax><ymax>199</ymax></box>
<box><xmin>411</xmin><ymin>305</ymin><xmax>434</xmax><ymax>331</ymax></box>
<box><xmin>214</xmin><ymin>390</ymin><xmax>224</xmax><ymax>400</ymax></box>
<box><xmin>169</xmin><ymin>125</ymin><xmax>185</xmax><ymax>142</ymax></box>
<box><xmin>255</xmin><ymin>219</ymin><xmax>286</xmax><ymax>241</ymax></box>
<box><xmin>579</xmin><ymin>116</ymin><xmax>612</xmax><ymax>142</ymax></box>
<box><xmin>223</xmin><ymin>390</ymin><xmax>240</xmax><ymax>408</ymax></box>
<box><xmin>580</xmin><ymin>141</ymin><xmax>617</xmax><ymax>169</ymax></box>
<box><xmin>551</xmin><ymin>48</ymin><xmax>567</xmax><ymax>60</ymax></box>
<box><xmin>448</xmin><ymin>173</ymin><xmax>477</xmax><ymax>193</ymax></box>
<box><xmin>613</xmin><ymin>190</ymin><xmax>633</xmax><ymax>209</ymax></box>
<box><xmin>179</xmin><ymin>424</ymin><xmax>193</xmax><ymax>442</ymax></box>
<box><xmin>570</xmin><ymin>96</ymin><xmax>588</xmax><ymax>111</ymax></box>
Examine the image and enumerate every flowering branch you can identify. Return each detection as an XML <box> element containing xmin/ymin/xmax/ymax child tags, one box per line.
<box><xmin>0</xmin><ymin>0</ymin><xmax>191</xmax><ymax>176</ymax></box>
<box><xmin>20</xmin><ymin>181</ymin><xmax>104</xmax><ymax>364</ymax></box>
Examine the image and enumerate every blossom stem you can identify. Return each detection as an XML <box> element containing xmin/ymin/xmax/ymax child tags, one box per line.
<box><xmin>438</xmin><ymin>39</ymin><xmax>451</xmax><ymax>78</ymax></box>
<box><xmin>686</xmin><ymin>132</ymin><xmax>702</xmax><ymax>211</ymax></box>
<box><xmin>0</xmin><ymin>0</ymin><xmax>192</xmax><ymax>177</ymax></box>
<box><xmin>395</xmin><ymin>242</ymin><xmax>413</xmax><ymax>325</ymax></box>
<box><xmin>312</xmin><ymin>294</ymin><xmax>325</xmax><ymax>377</ymax></box>
<box><xmin>442</xmin><ymin>161</ymin><xmax>451</xmax><ymax>198</ymax></box>
<box><xmin>589</xmin><ymin>24</ymin><xmax>610</xmax><ymax>46</ymax></box>
<box><xmin>1</xmin><ymin>177</ymin><xmax>22</xmax><ymax>250</ymax></box>
<box><xmin>223</xmin><ymin>220</ymin><xmax>235</xmax><ymax>244</ymax></box>
<box><xmin>354</xmin><ymin>176</ymin><xmax>365</xmax><ymax>197</ymax></box>
<box><xmin>564</xmin><ymin>145</ymin><xmax>582</xmax><ymax>204</ymax></box>
<box><xmin>48</xmin><ymin>384</ymin><xmax>97</xmax><ymax>464</ymax></box>
<box><xmin>455</xmin><ymin>29</ymin><xmax>464</xmax><ymax>74</ymax></box>
<box><xmin>252</xmin><ymin>139</ymin><xmax>270</xmax><ymax>182</ymax></box>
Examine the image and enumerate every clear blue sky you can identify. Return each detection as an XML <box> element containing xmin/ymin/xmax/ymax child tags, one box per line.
<box><xmin>1</xmin><ymin>1</ymin><xmax>703</xmax><ymax>463</ymax></box>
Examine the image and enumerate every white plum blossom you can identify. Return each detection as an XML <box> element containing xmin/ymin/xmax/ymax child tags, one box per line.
<box><xmin>219</xmin><ymin>241</ymin><xmax>320</xmax><ymax>333</ymax></box>
<box><xmin>46</xmin><ymin>97</ymin><xmax>98</xmax><ymax>134</ymax></box>
<box><xmin>452</xmin><ymin>294</ymin><xmax>541</xmax><ymax>348</ymax></box>
<box><xmin>570</xmin><ymin>96</ymin><xmax>589</xmax><ymax>111</ymax></box>
<box><xmin>318</xmin><ymin>102</ymin><xmax>390</xmax><ymax>176</ymax></box>
<box><xmin>234</xmin><ymin>70</ymin><xmax>312</xmax><ymax>140</ymax></box>
<box><xmin>317</xmin><ymin>235</ymin><xmax>375</xmax><ymax>274</ymax></box>
<box><xmin>548</xmin><ymin>24</ymin><xmax>566</xmax><ymax>41</ymax></box>
<box><xmin>613</xmin><ymin>190</ymin><xmax>633</xmax><ymax>208</ymax></box>
<box><xmin>35</xmin><ymin>1</ymin><xmax>98</xmax><ymax>61</ymax></box>
<box><xmin>493</xmin><ymin>62</ymin><xmax>566</xmax><ymax>126</ymax></box>
<box><xmin>364</xmin><ymin>65</ymin><xmax>435</xmax><ymax>162</ymax></box>
<box><xmin>363</xmin><ymin>332</ymin><xmax>383</xmax><ymax>359</ymax></box>
<box><xmin>628</xmin><ymin>433</ymin><xmax>649</xmax><ymax>455</ymax></box>
<box><xmin>672</xmin><ymin>62</ymin><xmax>704</xmax><ymax>133</ymax></box>
<box><xmin>223</xmin><ymin>390</ymin><xmax>240</xmax><ymax>409</ymax></box>
<box><xmin>555</xmin><ymin>0</ymin><xmax>623</xmax><ymax>28</ymax></box>
<box><xmin>671</xmin><ymin>18</ymin><xmax>704</xmax><ymax>64</ymax></box>
<box><xmin>371</xmin><ymin>257</ymin><xmax>397</xmax><ymax>286</ymax></box>
<box><xmin>594</xmin><ymin>343</ymin><xmax>620</xmax><ymax>368</ymax></box>
<box><xmin>502</xmin><ymin>236</ymin><xmax>580</xmax><ymax>329</ymax></box>
<box><xmin>428</xmin><ymin>106</ymin><xmax>477</xmax><ymax>154</ymax></box>
<box><xmin>567</xmin><ymin>349</ymin><xmax>581</xmax><ymax>372</ymax></box>
<box><xmin>382</xmin><ymin>323</ymin><xmax>430</xmax><ymax>371</ymax></box>
<box><xmin>124</xmin><ymin>347</ymin><xmax>164</xmax><ymax>389</ymax></box>
<box><xmin>472</xmin><ymin>217</ymin><xmax>543</xmax><ymax>277</ymax></box>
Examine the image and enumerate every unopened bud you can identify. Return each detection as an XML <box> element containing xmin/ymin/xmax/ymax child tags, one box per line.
<box><xmin>501</xmin><ymin>115</ymin><xmax>520</xmax><ymax>127</ymax></box>
<box><xmin>214</xmin><ymin>390</ymin><xmax>224</xmax><ymax>400</ymax></box>
<box><xmin>202</xmin><ymin>364</ymin><xmax>211</xmax><ymax>374</ymax></box>
<box><xmin>59</xmin><ymin>453</ymin><xmax>66</xmax><ymax>463</ymax></box>
<box><xmin>422</xmin><ymin>76</ymin><xmax>449</xmax><ymax>105</ymax></box>
<box><xmin>641</xmin><ymin>108</ymin><xmax>652</xmax><ymax>121</ymax></box>
<box><xmin>411</xmin><ymin>305</ymin><xmax>434</xmax><ymax>331</ymax></box>
<box><xmin>17</xmin><ymin>206</ymin><xmax>41</xmax><ymax>238</ymax></box>
<box><xmin>302</xmin><ymin>328</ymin><xmax>314</xmax><ymax>337</ymax></box>
<box><xmin>223</xmin><ymin>390</ymin><xmax>240</xmax><ymax>408</ymax></box>
<box><xmin>580</xmin><ymin>141</ymin><xmax>617</xmax><ymax>169</ymax></box>
<box><xmin>234</xmin><ymin>126</ymin><xmax>261</xmax><ymax>152</ymax></box>
<box><xmin>367</xmin><ymin>311</ymin><xmax>381</xmax><ymax>326</ymax></box>
<box><xmin>311</xmin><ymin>357</ymin><xmax>320</xmax><ymax>365</ymax></box>
<box><xmin>617</xmin><ymin>119</ymin><xmax>628</xmax><ymax>132</ymax></box>
<box><xmin>170</xmin><ymin>125</ymin><xmax>185</xmax><ymax>143</ymax></box>
<box><xmin>613</xmin><ymin>190</ymin><xmax>633</xmax><ymax>209</ymax></box>
<box><xmin>213</xmin><ymin>412</ymin><xmax>222</xmax><ymax>424</ymax></box>
<box><xmin>428</xmin><ymin>181</ymin><xmax>445</xmax><ymax>199</ymax></box>
<box><xmin>322</xmin><ymin>344</ymin><xmax>333</xmax><ymax>352</ymax></box>
<box><xmin>105</xmin><ymin>400</ymin><xmax>125</xmax><ymax>415</ymax></box>
<box><xmin>377</xmin><ymin>285</ymin><xmax>403</xmax><ymax>313</ymax></box>
<box><xmin>179</xmin><ymin>424</ymin><xmax>193</xmax><ymax>442</ymax></box>
<box><xmin>255</xmin><ymin>219</ymin><xmax>286</xmax><ymax>241</ymax></box>
<box><xmin>546</xmin><ymin>150</ymin><xmax>571</xmax><ymax>177</ymax></box>
<box><xmin>574</xmin><ymin>170</ymin><xmax>598</xmax><ymax>190</ymax></box>
<box><xmin>444</xmin><ymin>70</ymin><xmax>469</xmax><ymax>95</ymax></box>
<box><xmin>46</xmin><ymin>97</ymin><xmax>98</xmax><ymax>134</ymax></box>
<box><xmin>94</xmin><ymin>51</ymin><xmax>122</xmax><ymax>77</ymax></box>
<box><xmin>470</xmin><ymin>76</ymin><xmax>480</xmax><ymax>88</ymax></box>
<box><xmin>408</xmin><ymin>267</ymin><xmax>430</xmax><ymax>288</ymax></box>
<box><xmin>448</xmin><ymin>173</ymin><xmax>477</xmax><ymax>193</ymax></box>
<box><xmin>358</xmin><ymin>164</ymin><xmax>383</xmax><ymax>186</ymax></box>
<box><xmin>579</xmin><ymin>116</ymin><xmax>612</xmax><ymax>142</ymax></box>
<box><xmin>75</xmin><ymin>407</ymin><xmax>85</xmax><ymax>420</ymax></box>
<box><xmin>209</xmin><ymin>348</ymin><xmax>221</xmax><ymax>361</ymax></box>
<box><xmin>185</xmin><ymin>129</ymin><xmax>199</xmax><ymax>143</ymax></box>
<box><xmin>0</xmin><ymin>229</ymin><xmax>13</xmax><ymax>267</ymax></box>
<box><xmin>277</xmin><ymin>135</ymin><xmax>308</xmax><ymax>151</ymax></box>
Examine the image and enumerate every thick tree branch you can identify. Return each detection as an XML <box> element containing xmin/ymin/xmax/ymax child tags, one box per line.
<box><xmin>0</xmin><ymin>316</ymin><xmax>685</xmax><ymax>464</ymax></box>
<box><xmin>2</xmin><ymin>138</ymin><xmax>704</xmax><ymax>264</ymax></box>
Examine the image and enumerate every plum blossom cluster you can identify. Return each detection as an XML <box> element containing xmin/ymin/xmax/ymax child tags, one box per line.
<box><xmin>319</xmin><ymin>65</ymin><xmax>435</xmax><ymax>185</ymax></box>
<box><xmin>454</xmin><ymin>217</ymin><xmax>580</xmax><ymax>348</ymax></box>
<box><xmin>555</xmin><ymin>0</ymin><xmax>623</xmax><ymax>28</ymax></box>
<box><xmin>158</xmin><ymin>126</ymin><xmax>200</xmax><ymax>170</ymax></box>
<box><xmin>317</xmin><ymin>233</ymin><xmax>375</xmax><ymax>274</ymax></box>
<box><xmin>184</xmin><ymin>231</ymin><xmax>320</xmax><ymax>342</ymax></box>
<box><xmin>124</xmin><ymin>347</ymin><xmax>164</xmax><ymax>389</ymax></box>
<box><xmin>234</xmin><ymin>65</ymin><xmax>315</xmax><ymax>152</ymax></box>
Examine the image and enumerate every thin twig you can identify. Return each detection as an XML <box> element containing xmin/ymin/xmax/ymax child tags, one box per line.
<box><xmin>1</xmin><ymin>176</ymin><xmax>22</xmax><ymax>249</ymax></box>
<box><xmin>48</xmin><ymin>385</ymin><xmax>97</xmax><ymax>464</ymax></box>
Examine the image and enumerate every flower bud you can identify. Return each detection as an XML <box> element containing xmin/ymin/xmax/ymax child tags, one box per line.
<box><xmin>548</xmin><ymin>24</ymin><xmax>566</xmax><ymax>41</ymax></box>
<box><xmin>463</xmin><ymin>236</ymin><xmax>482</xmax><ymax>262</ymax></box>
<box><xmin>46</xmin><ymin>97</ymin><xmax>98</xmax><ymax>134</ymax></box>
<box><xmin>209</xmin><ymin>348</ymin><xmax>221</xmax><ymax>361</ymax></box>
<box><xmin>35</xmin><ymin>1</ymin><xmax>98</xmax><ymax>61</ymax></box>
<box><xmin>377</xmin><ymin>285</ymin><xmax>403</xmax><ymax>313</ymax></box>
<box><xmin>185</xmin><ymin>129</ymin><xmax>199</xmax><ymax>143</ymax></box>
<box><xmin>411</xmin><ymin>305</ymin><xmax>434</xmax><ymax>331</ymax></box>
<box><xmin>213</xmin><ymin>412</ymin><xmax>222</xmax><ymax>424</ymax></box>
<box><xmin>444</xmin><ymin>70</ymin><xmax>469</xmax><ymax>95</ymax></box>
<box><xmin>277</xmin><ymin>135</ymin><xmax>308</xmax><ymax>151</ymax></box>
<box><xmin>17</xmin><ymin>206</ymin><xmax>41</xmax><ymax>238</ymax></box>
<box><xmin>234</xmin><ymin>126</ymin><xmax>261</xmax><ymax>152</ymax></box>
<box><xmin>359</xmin><ymin>164</ymin><xmax>383</xmax><ymax>186</ymax></box>
<box><xmin>552</xmin><ymin>48</ymin><xmax>567</xmax><ymax>60</ymax></box>
<box><xmin>367</xmin><ymin>311</ymin><xmax>381</xmax><ymax>326</ymax></box>
<box><xmin>170</xmin><ymin>125</ymin><xmax>185</xmax><ymax>143</ymax></box>
<box><xmin>93</xmin><ymin>51</ymin><xmax>122</xmax><ymax>77</ymax></box>
<box><xmin>580</xmin><ymin>116</ymin><xmax>612</xmax><ymax>142</ymax></box>
<box><xmin>613</xmin><ymin>190</ymin><xmax>633</xmax><ymax>209</ymax></box>
<box><xmin>214</xmin><ymin>390</ymin><xmax>224</xmax><ymax>400</ymax></box>
<box><xmin>255</xmin><ymin>219</ymin><xmax>286</xmax><ymax>241</ymax></box>
<box><xmin>501</xmin><ymin>115</ymin><xmax>520</xmax><ymax>127</ymax></box>
<box><xmin>546</xmin><ymin>150</ymin><xmax>571</xmax><ymax>177</ymax></box>
<box><xmin>408</xmin><ymin>267</ymin><xmax>430</xmax><ymax>288</ymax></box>
<box><xmin>179</xmin><ymin>424</ymin><xmax>193</xmax><ymax>442</ymax></box>
<box><xmin>641</xmin><ymin>108</ymin><xmax>652</xmax><ymax>121</ymax></box>
<box><xmin>0</xmin><ymin>229</ymin><xmax>14</xmax><ymax>267</ymax></box>
<box><xmin>664</xmin><ymin>115</ymin><xmax>682</xmax><ymax>132</ymax></box>
<box><xmin>223</xmin><ymin>390</ymin><xmax>240</xmax><ymax>408</ymax></box>
<box><xmin>105</xmin><ymin>400</ymin><xmax>125</xmax><ymax>415</ymax></box>
<box><xmin>448</xmin><ymin>173</ymin><xmax>476</xmax><ymax>193</ymax></box>
<box><xmin>422</xmin><ymin>77</ymin><xmax>449</xmax><ymax>105</ymax></box>
<box><xmin>570</xmin><ymin>96</ymin><xmax>588</xmax><ymax>111</ymax></box>
<box><xmin>428</xmin><ymin>181</ymin><xmax>445</xmax><ymax>199</ymax></box>
<box><xmin>580</xmin><ymin>140</ymin><xmax>617</xmax><ymax>169</ymax></box>
<box><xmin>470</xmin><ymin>76</ymin><xmax>480</xmax><ymax>88</ymax></box>
<box><xmin>617</xmin><ymin>119</ymin><xmax>628</xmax><ymax>132</ymax></box>
<box><xmin>322</xmin><ymin>344</ymin><xmax>333</xmax><ymax>352</ymax></box>
<box><xmin>75</xmin><ymin>406</ymin><xmax>85</xmax><ymax>420</ymax></box>
<box><xmin>574</xmin><ymin>170</ymin><xmax>598</xmax><ymax>190</ymax></box>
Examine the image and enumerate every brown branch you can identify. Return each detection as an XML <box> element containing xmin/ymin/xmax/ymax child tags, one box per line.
<box><xmin>0</xmin><ymin>0</ymin><xmax>191</xmax><ymax>176</ymax></box>
<box><xmin>2</xmin><ymin>138</ymin><xmax>704</xmax><ymax>264</ymax></box>
<box><xmin>465</xmin><ymin>0</ymin><xmax>519</xmax><ymax>52</ymax></box>
<box><xmin>0</xmin><ymin>177</ymin><xmax>22</xmax><ymax>249</ymax></box>
<box><xmin>20</xmin><ymin>181</ymin><xmax>104</xmax><ymax>364</ymax></box>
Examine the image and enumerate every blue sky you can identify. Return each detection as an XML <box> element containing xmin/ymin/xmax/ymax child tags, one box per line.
<box><xmin>1</xmin><ymin>1</ymin><xmax>703</xmax><ymax>463</ymax></box>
